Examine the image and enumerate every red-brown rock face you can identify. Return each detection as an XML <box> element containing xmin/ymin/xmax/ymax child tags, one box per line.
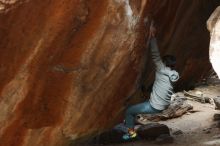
<box><xmin>0</xmin><ymin>0</ymin><xmax>219</xmax><ymax>146</ymax></box>
<box><xmin>142</xmin><ymin>0</ymin><xmax>220</xmax><ymax>89</ymax></box>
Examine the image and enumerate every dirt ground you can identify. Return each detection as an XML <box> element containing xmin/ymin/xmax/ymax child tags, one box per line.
<box><xmin>111</xmin><ymin>84</ymin><xmax>220</xmax><ymax>146</ymax></box>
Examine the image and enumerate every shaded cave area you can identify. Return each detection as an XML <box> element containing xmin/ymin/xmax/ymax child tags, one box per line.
<box><xmin>0</xmin><ymin>0</ymin><xmax>220</xmax><ymax>146</ymax></box>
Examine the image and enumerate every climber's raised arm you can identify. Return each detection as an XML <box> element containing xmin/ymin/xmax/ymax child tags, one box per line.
<box><xmin>149</xmin><ymin>24</ymin><xmax>165</xmax><ymax>70</ymax></box>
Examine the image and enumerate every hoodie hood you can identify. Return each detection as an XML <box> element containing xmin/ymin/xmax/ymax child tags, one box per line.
<box><xmin>169</xmin><ymin>70</ymin><xmax>179</xmax><ymax>82</ymax></box>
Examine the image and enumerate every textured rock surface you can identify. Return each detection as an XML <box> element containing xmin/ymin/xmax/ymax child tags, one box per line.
<box><xmin>213</xmin><ymin>96</ymin><xmax>220</xmax><ymax>110</ymax></box>
<box><xmin>0</xmin><ymin>0</ymin><xmax>219</xmax><ymax>146</ymax></box>
<box><xmin>0</xmin><ymin>1</ymin><xmax>147</xmax><ymax>146</ymax></box>
<box><xmin>137</xmin><ymin>123</ymin><xmax>170</xmax><ymax>140</ymax></box>
<box><xmin>0</xmin><ymin>0</ymin><xmax>24</xmax><ymax>12</ymax></box>
<box><xmin>207</xmin><ymin>6</ymin><xmax>220</xmax><ymax>79</ymax></box>
<box><xmin>142</xmin><ymin>0</ymin><xmax>219</xmax><ymax>90</ymax></box>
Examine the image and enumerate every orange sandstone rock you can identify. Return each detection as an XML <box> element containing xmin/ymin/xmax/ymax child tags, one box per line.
<box><xmin>0</xmin><ymin>0</ymin><xmax>219</xmax><ymax>146</ymax></box>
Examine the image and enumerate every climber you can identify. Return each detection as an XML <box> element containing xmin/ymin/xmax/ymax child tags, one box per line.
<box><xmin>122</xmin><ymin>21</ymin><xmax>179</xmax><ymax>140</ymax></box>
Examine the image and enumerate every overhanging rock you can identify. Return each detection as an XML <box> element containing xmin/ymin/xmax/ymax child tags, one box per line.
<box><xmin>0</xmin><ymin>0</ymin><xmax>219</xmax><ymax>146</ymax></box>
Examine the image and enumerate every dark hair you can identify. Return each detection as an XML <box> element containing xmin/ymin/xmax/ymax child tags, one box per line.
<box><xmin>162</xmin><ymin>55</ymin><xmax>176</xmax><ymax>68</ymax></box>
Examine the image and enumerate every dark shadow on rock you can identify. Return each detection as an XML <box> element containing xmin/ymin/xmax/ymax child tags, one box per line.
<box><xmin>70</xmin><ymin>123</ymin><xmax>171</xmax><ymax>145</ymax></box>
<box><xmin>90</xmin><ymin>129</ymin><xmax>140</xmax><ymax>145</ymax></box>
<box><xmin>137</xmin><ymin>123</ymin><xmax>170</xmax><ymax>140</ymax></box>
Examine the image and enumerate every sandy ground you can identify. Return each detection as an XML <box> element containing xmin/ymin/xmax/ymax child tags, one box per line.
<box><xmin>111</xmin><ymin>84</ymin><xmax>220</xmax><ymax>146</ymax></box>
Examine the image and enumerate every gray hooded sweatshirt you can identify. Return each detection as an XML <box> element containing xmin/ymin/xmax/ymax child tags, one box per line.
<box><xmin>149</xmin><ymin>38</ymin><xmax>179</xmax><ymax>110</ymax></box>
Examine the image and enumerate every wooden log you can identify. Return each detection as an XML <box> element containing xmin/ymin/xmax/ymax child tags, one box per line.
<box><xmin>184</xmin><ymin>90</ymin><xmax>206</xmax><ymax>103</ymax></box>
<box><xmin>136</xmin><ymin>96</ymin><xmax>193</xmax><ymax>123</ymax></box>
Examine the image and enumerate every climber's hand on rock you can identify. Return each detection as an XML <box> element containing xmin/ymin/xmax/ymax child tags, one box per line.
<box><xmin>144</xmin><ymin>17</ymin><xmax>149</xmax><ymax>26</ymax></box>
<box><xmin>149</xmin><ymin>23</ymin><xmax>156</xmax><ymax>38</ymax></box>
<box><xmin>149</xmin><ymin>22</ymin><xmax>156</xmax><ymax>38</ymax></box>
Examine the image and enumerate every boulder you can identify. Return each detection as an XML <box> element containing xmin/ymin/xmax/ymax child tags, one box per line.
<box><xmin>155</xmin><ymin>134</ymin><xmax>174</xmax><ymax>144</ymax></box>
<box><xmin>213</xmin><ymin>96</ymin><xmax>220</xmax><ymax>109</ymax></box>
<box><xmin>92</xmin><ymin>129</ymin><xmax>127</xmax><ymax>145</ymax></box>
<box><xmin>0</xmin><ymin>1</ymin><xmax>219</xmax><ymax>146</ymax></box>
<box><xmin>137</xmin><ymin>123</ymin><xmax>170</xmax><ymax>139</ymax></box>
<box><xmin>207</xmin><ymin>6</ymin><xmax>220</xmax><ymax>79</ymax></box>
<box><xmin>214</xmin><ymin>113</ymin><xmax>220</xmax><ymax>121</ymax></box>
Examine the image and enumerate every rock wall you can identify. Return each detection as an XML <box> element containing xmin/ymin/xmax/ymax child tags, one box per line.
<box><xmin>207</xmin><ymin>6</ymin><xmax>220</xmax><ymax>79</ymax></box>
<box><xmin>0</xmin><ymin>0</ymin><xmax>219</xmax><ymax>146</ymax></box>
<box><xmin>142</xmin><ymin>0</ymin><xmax>219</xmax><ymax>89</ymax></box>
